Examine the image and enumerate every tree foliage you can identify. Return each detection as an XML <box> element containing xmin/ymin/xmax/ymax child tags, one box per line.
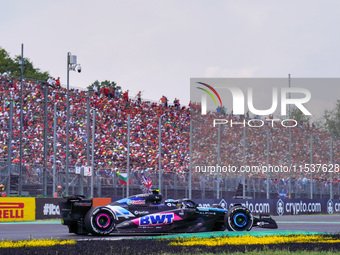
<box><xmin>289</xmin><ymin>106</ymin><xmax>310</xmax><ymax>126</ymax></box>
<box><xmin>0</xmin><ymin>47</ymin><xmax>49</xmax><ymax>81</ymax></box>
<box><xmin>323</xmin><ymin>100</ymin><xmax>340</xmax><ymax>137</ymax></box>
<box><xmin>87</xmin><ymin>80</ymin><xmax>121</xmax><ymax>92</ymax></box>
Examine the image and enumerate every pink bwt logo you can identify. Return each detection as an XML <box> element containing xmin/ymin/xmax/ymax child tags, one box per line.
<box><xmin>197</xmin><ymin>82</ymin><xmax>311</xmax><ymax>116</ymax></box>
<box><xmin>138</xmin><ymin>213</ymin><xmax>175</xmax><ymax>226</ymax></box>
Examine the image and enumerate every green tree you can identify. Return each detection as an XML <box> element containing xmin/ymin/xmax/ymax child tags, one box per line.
<box><xmin>88</xmin><ymin>80</ymin><xmax>121</xmax><ymax>93</ymax></box>
<box><xmin>323</xmin><ymin>100</ymin><xmax>340</xmax><ymax>137</ymax></box>
<box><xmin>0</xmin><ymin>47</ymin><xmax>49</xmax><ymax>81</ymax></box>
<box><xmin>0</xmin><ymin>48</ymin><xmax>16</xmax><ymax>74</ymax></box>
<box><xmin>289</xmin><ymin>106</ymin><xmax>310</xmax><ymax>126</ymax></box>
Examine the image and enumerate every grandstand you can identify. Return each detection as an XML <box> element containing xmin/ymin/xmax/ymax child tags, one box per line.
<box><xmin>0</xmin><ymin>74</ymin><xmax>340</xmax><ymax>199</ymax></box>
<box><xmin>0</xmin><ymin>74</ymin><xmax>190</xmax><ymax>197</ymax></box>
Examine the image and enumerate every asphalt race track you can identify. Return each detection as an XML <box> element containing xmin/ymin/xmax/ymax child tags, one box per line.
<box><xmin>1</xmin><ymin>215</ymin><xmax>340</xmax><ymax>241</ymax></box>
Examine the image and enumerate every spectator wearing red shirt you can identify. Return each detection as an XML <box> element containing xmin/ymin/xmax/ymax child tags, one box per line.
<box><xmin>123</xmin><ymin>90</ymin><xmax>129</xmax><ymax>102</ymax></box>
<box><xmin>104</xmin><ymin>87</ymin><xmax>109</xmax><ymax>97</ymax></box>
<box><xmin>55</xmin><ymin>77</ymin><xmax>61</xmax><ymax>87</ymax></box>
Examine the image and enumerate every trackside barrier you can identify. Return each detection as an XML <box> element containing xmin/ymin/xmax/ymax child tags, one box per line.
<box><xmin>0</xmin><ymin>197</ymin><xmax>35</xmax><ymax>222</ymax></box>
<box><xmin>193</xmin><ymin>198</ymin><xmax>340</xmax><ymax>216</ymax></box>
<box><xmin>3</xmin><ymin>197</ymin><xmax>340</xmax><ymax>221</ymax></box>
<box><xmin>35</xmin><ymin>198</ymin><xmax>65</xmax><ymax>220</ymax></box>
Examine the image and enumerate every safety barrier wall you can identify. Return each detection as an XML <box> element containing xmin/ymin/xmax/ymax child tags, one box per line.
<box><xmin>193</xmin><ymin>198</ymin><xmax>340</xmax><ymax>216</ymax></box>
<box><xmin>1</xmin><ymin>197</ymin><xmax>340</xmax><ymax>222</ymax></box>
<box><xmin>0</xmin><ymin>197</ymin><xmax>35</xmax><ymax>222</ymax></box>
<box><xmin>35</xmin><ymin>198</ymin><xmax>64</xmax><ymax>220</ymax></box>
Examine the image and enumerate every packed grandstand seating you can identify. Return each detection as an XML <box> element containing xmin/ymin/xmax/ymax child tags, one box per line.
<box><xmin>0</xmin><ymin>75</ymin><xmax>190</xmax><ymax>182</ymax></box>
<box><xmin>0</xmin><ymin>74</ymin><xmax>340</xmax><ymax>196</ymax></box>
<box><xmin>191</xmin><ymin>110</ymin><xmax>340</xmax><ymax>178</ymax></box>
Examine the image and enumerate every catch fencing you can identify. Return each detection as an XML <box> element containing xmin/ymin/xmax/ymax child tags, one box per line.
<box><xmin>1</xmin><ymin>77</ymin><xmax>340</xmax><ymax>199</ymax></box>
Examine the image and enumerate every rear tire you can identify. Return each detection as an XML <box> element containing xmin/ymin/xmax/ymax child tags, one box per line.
<box><xmin>225</xmin><ymin>205</ymin><xmax>253</xmax><ymax>231</ymax></box>
<box><xmin>84</xmin><ymin>207</ymin><xmax>116</xmax><ymax>236</ymax></box>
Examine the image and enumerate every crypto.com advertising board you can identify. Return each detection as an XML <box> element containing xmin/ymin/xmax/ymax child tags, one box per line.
<box><xmin>190</xmin><ymin>78</ymin><xmax>340</xmax><ymax>180</ymax></box>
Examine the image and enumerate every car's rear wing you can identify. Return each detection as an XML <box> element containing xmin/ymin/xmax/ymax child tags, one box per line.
<box><xmin>59</xmin><ymin>195</ymin><xmax>93</xmax><ymax>223</ymax></box>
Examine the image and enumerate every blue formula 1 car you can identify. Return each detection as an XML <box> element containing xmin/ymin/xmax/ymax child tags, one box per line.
<box><xmin>59</xmin><ymin>190</ymin><xmax>277</xmax><ymax>236</ymax></box>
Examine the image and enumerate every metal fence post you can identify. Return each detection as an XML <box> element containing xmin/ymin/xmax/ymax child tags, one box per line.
<box><xmin>201</xmin><ymin>177</ymin><xmax>205</xmax><ymax>199</ymax></box>
<box><xmin>19</xmin><ymin>43</ymin><xmax>24</xmax><ymax>196</ymax></box>
<box><xmin>72</xmin><ymin>179</ymin><xmax>75</xmax><ymax>194</ymax></box>
<box><xmin>53</xmin><ymin>99</ymin><xmax>57</xmax><ymax>197</ymax></box>
<box><xmin>7</xmin><ymin>101</ymin><xmax>13</xmax><ymax>196</ymax></box>
<box><xmin>288</xmin><ymin>74</ymin><xmax>292</xmax><ymax>199</ymax></box>
<box><xmin>243</xmin><ymin>126</ymin><xmax>246</xmax><ymax>199</ymax></box>
<box><xmin>289</xmin><ymin>128</ymin><xmax>292</xmax><ymax>198</ymax></box>
<box><xmin>266</xmin><ymin>129</ymin><xmax>270</xmax><ymax>199</ymax></box>
<box><xmin>217</xmin><ymin>124</ymin><xmax>221</xmax><ymax>199</ymax></box>
<box><xmin>43</xmin><ymin>84</ymin><xmax>48</xmax><ymax>196</ymax></box>
<box><xmin>80</xmin><ymin>167</ymin><xmax>84</xmax><ymax>195</ymax></box>
<box><xmin>310</xmin><ymin>134</ymin><xmax>313</xmax><ymax>199</ymax></box>
<box><xmin>165</xmin><ymin>185</ymin><xmax>167</xmax><ymax>199</ymax></box>
<box><xmin>330</xmin><ymin>137</ymin><xmax>333</xmax><ymax>199</ymax></box>
<box><xmin>97</xmin><ymin>176</ymin><xmax>101</xmax><ymax>197</ymax></box>
<box><xmin>91</xmin><ymin>109</ymin><xmax>96</xmax><ymax>198</ymax></box>
<box><xmin>189</xmin><ymin>119</ymin><xmax>192</xmax><ymax>199</ymax></box>
<box><xmin>127</xmin><ymin>114</ymin><xmax>130</xmax><ymax>197</ymax></box>
<box><xmin>113</xmin><ymin>170</ymin><xmax>117</xmax><ymax>198</ymax></box>
<box><xmin>86</xmin><ymin>91</ymin><xmax>91</xmax><ymax>196</ymax></box>
<box><xmin>174</xmin><ymin>173</ymin><xmax>178</xmax><ymax>198</ymax></box>
<box><xmin>66</xmin><ymin>53</ymin><xmax>70</xmax><ymax>196</ymax></box>
<box><xmin>158</xmin><ymin>118</ymin><xmax>162</xmax><ymax>194</ymax></box>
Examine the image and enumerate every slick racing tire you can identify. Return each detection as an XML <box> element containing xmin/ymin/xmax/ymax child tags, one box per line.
<box><xmin>84</xmin><ymin>207</ymin><xmax>116</xmax><ymax>236</ymax></box>
<box><xmin>225</xmin><ymin>205</ymin><xmax>253</xmax><ymax>231</ymax></box>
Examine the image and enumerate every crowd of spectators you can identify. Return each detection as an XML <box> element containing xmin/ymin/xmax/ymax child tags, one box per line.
<box><xmin>0</xmin><ymin>74</ymin><xmax>190</xmax><ymax>186</ymax></box>
<box><xmin>1</xmin><ymin>73</ymin><xmax>340</xmax><ymax>197</ymax></box>
<box><xmin>191</xmin><ymin>106</ymin><xmax>340</xmax><ymax>195</ymax></box>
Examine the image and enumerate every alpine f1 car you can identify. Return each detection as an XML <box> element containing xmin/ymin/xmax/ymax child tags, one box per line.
<box><xmin>59</xmin><ymin>190</ymin><xmax>278</xmax><ymax>236</ymax></box>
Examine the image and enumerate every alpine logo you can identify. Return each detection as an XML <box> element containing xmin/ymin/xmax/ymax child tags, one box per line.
<box><xmin>277</xmin><ymin>199</ymin><xmax>284</xmax><ymax>216</ymax></box>
<box><xmin>327</xmin><ymin>199</ymin><xmax>334</xmax><ymax>215</ymax></box>
<box><xmin>139</xmin><ymin>213</ymin><xmax>174</xmax><ymax>226</ymax></box>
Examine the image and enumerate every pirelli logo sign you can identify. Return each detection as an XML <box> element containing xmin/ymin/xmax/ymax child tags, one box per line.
<box><xmin>0</xmin><ymin>203</ymin><xmax>24</xmax><ymax>218</ymax></box>
<box><xmin>0</xmin><ymin>198</ymin><xmax>35</xmax><ymax>221</ymax></box>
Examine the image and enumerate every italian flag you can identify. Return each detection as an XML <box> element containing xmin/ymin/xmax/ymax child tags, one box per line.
<box><xmin>117</xmin><ymin>171</ymin><xmax>132</xmax><ymax>185</ymax></box>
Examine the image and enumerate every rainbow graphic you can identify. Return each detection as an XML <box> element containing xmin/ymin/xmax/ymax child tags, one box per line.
<box><xmin>196</xmin><ymin>82</ymin><xmax>223</xmax><ymax>114</ymax></box>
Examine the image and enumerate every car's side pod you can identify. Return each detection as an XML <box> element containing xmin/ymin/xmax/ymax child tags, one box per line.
<box><xmin>253</xmin><ymin>214</ymin><xmax>278</xmax><ymax>229</ymax></box>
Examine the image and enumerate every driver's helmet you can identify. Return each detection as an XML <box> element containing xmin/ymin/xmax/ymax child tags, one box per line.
<box><xmin>151</xmin><ymin>189</ymin><xmax>159</xmax><ymax>195</ymax></box>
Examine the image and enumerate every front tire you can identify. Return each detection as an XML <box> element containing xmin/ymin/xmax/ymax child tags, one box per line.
<box><xmin>225</xmin><ymin>205</ymin><xmax>253</xmax><ymax>231</ymax></box>
<box><xmin>84</xmin><ymin>207</ymin><xmax>116</xmax><ymax>236</ymax></box>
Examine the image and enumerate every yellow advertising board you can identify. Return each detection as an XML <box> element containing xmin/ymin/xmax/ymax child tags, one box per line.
<box><xmin>0</xmin><ymin>197</ymin><xmax>35</xmax><ymax>222</ymax></box>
